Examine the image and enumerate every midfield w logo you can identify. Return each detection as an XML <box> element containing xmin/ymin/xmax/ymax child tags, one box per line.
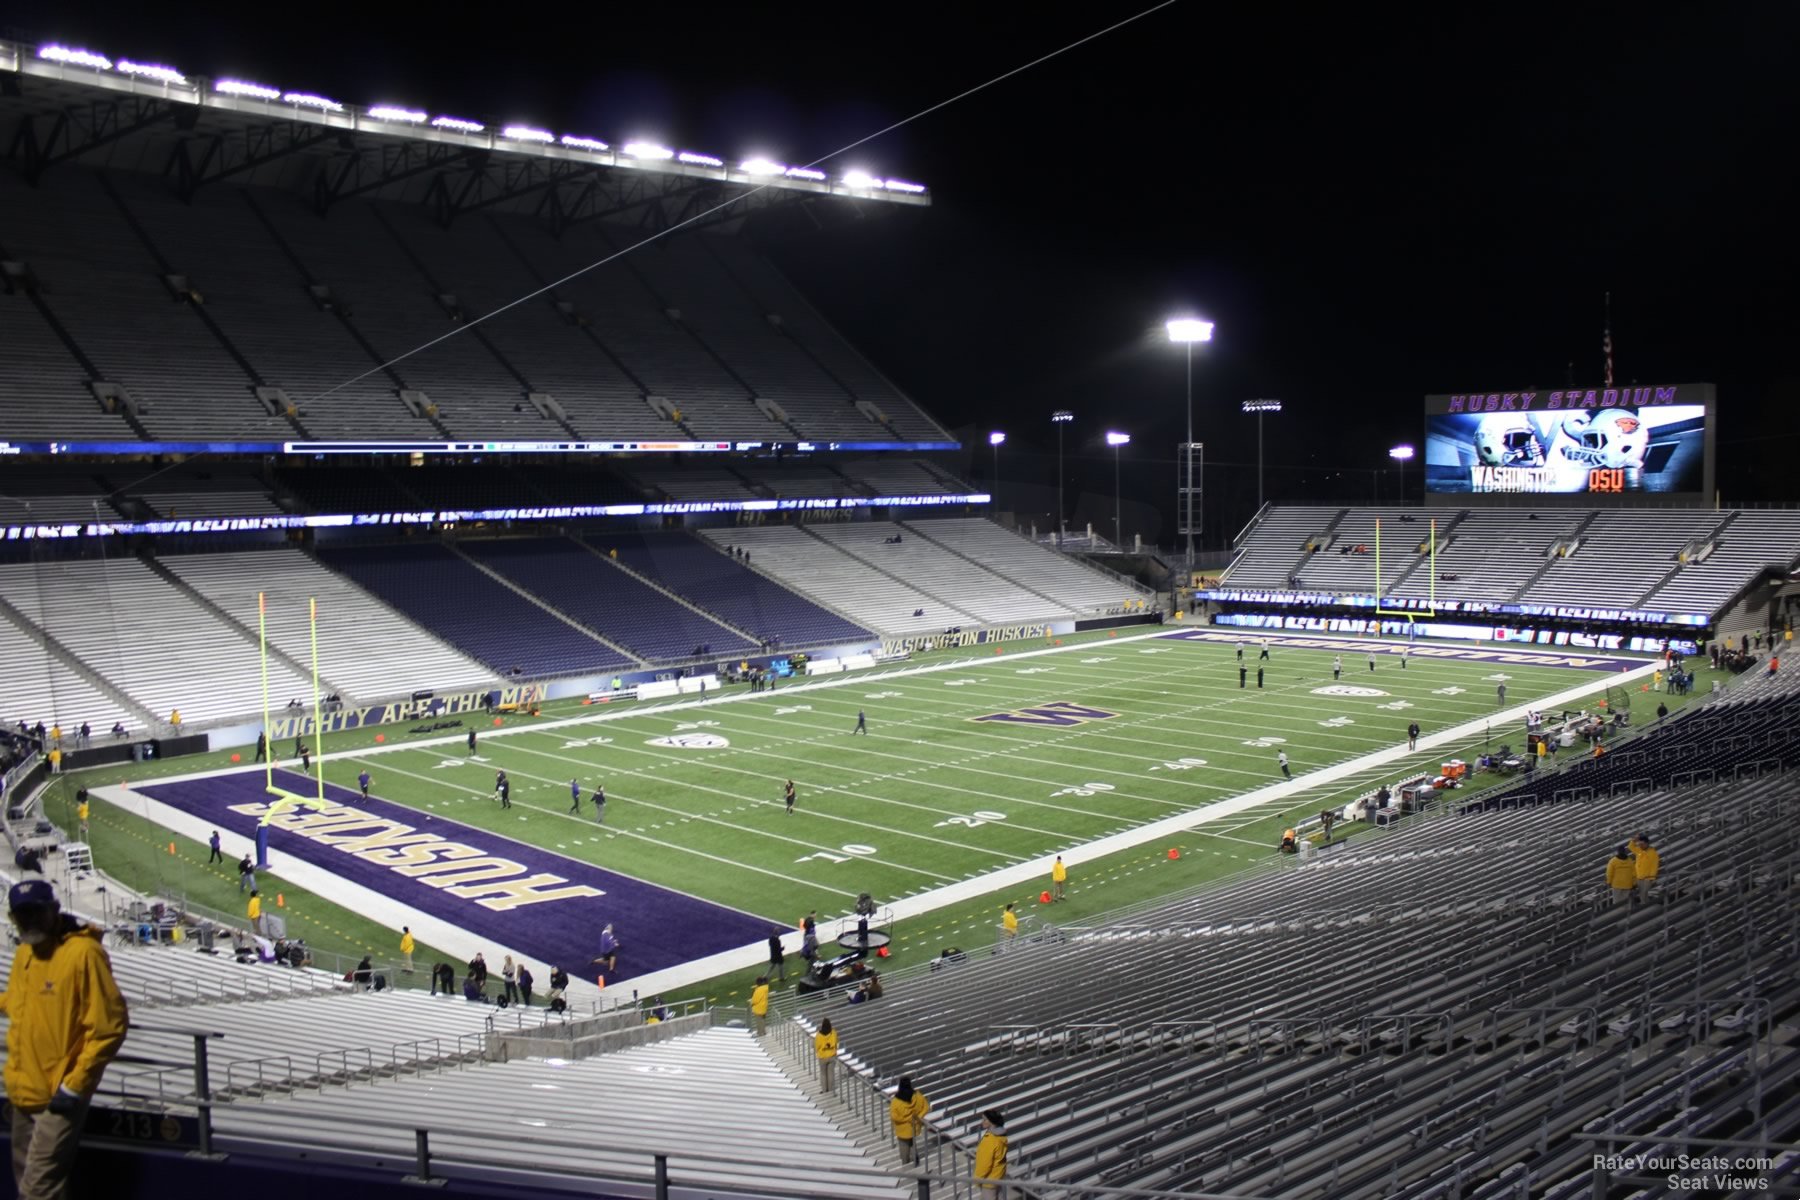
<box><xmin>973</xmin><ymin>701</ymin><xmax>1119</xmax><ymax>728</ymax></box>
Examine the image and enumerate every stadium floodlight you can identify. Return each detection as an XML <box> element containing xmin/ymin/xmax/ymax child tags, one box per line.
<box><xmin>116</xmin><ymin>59</ymin><xmax>189</xmax><ymax>86</ymax></box>
<box><xmin>1052</xmin><ymin>411</ymin><xmax>1074</xmax><ymax>547</ymax></box>
<box><xmin>368</xmin><ymin>105</ymin><xmax>427</xmax><ymax>123</ymax></box>
<box><xmin>1166</xmin><ymin>318</ymin><xmax>1215</xmax><ymax>344</ymax></box>
<box><xmin>501</xmin><ymin>125</ymin><xmax>555</xmax><ymax>144</ymax></box>
<box><xmin>623</xmin><ymin>141</ymin><xmax>675</xmax><ymax>160</ymax></box>
<box><xmin>988</xmin><ymin>431</ymin><xmax>1007</xmax><ymax>446</ymax></box>
<box><xmin>1107</xmin><ymin>432</ymin><xmax>1132</xmax><ymax>548</ymax></box>
<box><xmin>282</xmin><ymin>92</ymin><xmax>344</xmax><ymax>112</ymax></box>
<box><xmin>431</xmin><ymin>115</ymin><xmax>485</xmax><ymax>133</ymax></box>
<box><xmin>883</xmin><ymin>178</ymin><xmax>927</xmax><ymax>194</ymax></box>
<box><xmin>740</xmin><ymin>157</ymin><xmax>786</xmax><ymax>176</ymax></box>
<box><xmin>216</xmin><ymin>79</ymin><xmax>281</xmax><ymax>100</ymax></box>
<box><xmin>785</xmin><ymin>166</ymin><xmax>828</xmax><ymax>181</ymax></box>
<box><xmin>1241</xmin><ymin>399</ymin><xmax>1282</xmax><ymax>513</ymax></box>
<box><xmin>677</xmin><ymin>151</ymin><xmax>724</xmax><ymax>167</ymax></box>
<box><xmin>560</xmin><ymin>135</ymin><xmax>609</xmax><ymax>152</ymax></box>
<box><xmin>989</xmin><ymin>432</ymin><xmax>1007</xmax><ymax>510</ymax></box>
<box><xmin>39</xmin><ymin>45</ymin><xmax>113</xmax><ymax>71</ymax></box>
<box><xmin>1389</xmin><ymin>444</ymin><xmax>1415</xmax><ymax>507</ymax></box>
<box><xmin>842</xmin><ymin>169</ymin><xmax>880</xmax><ymax>190</ymax></box>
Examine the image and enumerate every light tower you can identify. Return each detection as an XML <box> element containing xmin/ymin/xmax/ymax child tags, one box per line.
<box><xmin>1241</xmin><ymin>399</ymin><xmax>1283</xmax><ymax>513</ymax></box>
<box><xmin>1166</xmin><ymin>318</ymin><xmax>1214</xmax><ymax>566</ymax></box>
<box><xmin>1106</xmin><ymin>431</ymin><xmax>1131</xmax><ymax>548</ymax></box>
<box><xmin>1050</xmin><ymin>411</ymin><xmax>1073</xmax><ymax>547</ymax></box>
<box><xmin>1389</xmin><ymin>444</ymin><xmax>1415</xmax><ymax>506</ymax></box>
<box><xmin>988</xmin><ymin>431</ymin><xmax>1006</xmax><ymax>512</ymax></box>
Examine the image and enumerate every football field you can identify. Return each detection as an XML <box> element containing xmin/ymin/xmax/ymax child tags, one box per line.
<box><xmin>104</xmin><ymin>627</ymin><xmax>1654</xmax><ymax>986</ymax></box>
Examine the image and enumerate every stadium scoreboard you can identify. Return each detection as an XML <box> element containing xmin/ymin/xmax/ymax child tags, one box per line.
<box><xmin>1423</xmin><ymin>383</ymin><xmax>1714</xmax><ymax>503</ymax></box>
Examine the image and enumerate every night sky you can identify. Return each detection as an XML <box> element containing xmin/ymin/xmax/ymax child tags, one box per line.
<box><xmin>10</xmin><ymin>3</ymin><xmax>1799</xmax><ymax>545</ymax></box>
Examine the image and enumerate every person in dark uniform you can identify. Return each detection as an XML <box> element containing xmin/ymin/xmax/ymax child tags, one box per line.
<box><xmin>1406</xmin><ymin>721</ymin><xmax>1420</xmax><ymax>751</ymax></box>
<box><xmin>358</xmin><ymin>770</ymin><xmax>372</xmax><ymax>799</ymax></box>
<box><xmin>768</xmin><ymin>929</ymin><xmax>787</xmax><ymax>981</ymax></box>
<box><xmin>593</xmin><ymin>783</ymin><xmax>606</xmax><ymax>824</ymax></box>
<box><xmin>467</xmin><ymin>728</ymin><xmax>478</xmax><ymax>756</ymax></box>
<box><xmin>785</xmin><ymin>779</ymin><xmax>797</xmax><ymax>814</ymax></box>
<box><xmin>298</xmin><ymin>742</ymin><xmax>312</xmax><ymax>773</ymax></box>
<box><xmin>854</xmin><ymin>711</ymin><xmax>867</xmax><ymax>735</ymax></box>
<box><xmin>1238</xmin><ymin>665</ymin><xmax>1247</xmax><ymax>689</ymax></box>
<box><xmin>569</xmin><ymin>778</ymin><xmax>581</xmax><ymax>814</ymax></box>
<box><xmin>1256</xmin><ymin>666</ymin><xmax>1264</xmax><ymax>689</ymax></box>
<box><xmin>494</xmin><ymin>771</ymin><xmax>511</xmax><ymax>809</ymax></box>
<box><xmin>255</xmin><ymin>731</ymin><xmax>267</xmax><ymax>763</ymax></box>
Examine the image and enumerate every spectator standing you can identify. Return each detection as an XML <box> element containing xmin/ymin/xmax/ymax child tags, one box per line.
<box><xmin>4</xmin><ymin>880</ymin><xmax>129</xmax><ymax>1200</ymax></box>
<box><xmin>750</xmin><ymin>976</ymin><xmax>770</xmax><ymax>1036</ymax></box>
<box><xmin>890</xmin><ymin>1077</ymin><xmax>931</xmax><ymax>1167</ymax></box>
<box><xmin>814</xmin><ymin>1018</ymin><xmax>839</xmax><ymax>1092</ymax></box>
<box><xmin>1630</xmin><ymin>834</ymin><xmax>1660</xmax><ymax>900</ymax></box>
<box><xmin>501</xmin><ymin>955</ymin><xmax>519</xmax><ymax>1006</ymax></box>
<box><xmin>400</xmin><ymin>927</ymin><xmax>415</xmax><ymax>974</ymax></box>
<box><xmin>974</xmin><ymin>1109</ymin><xmax>1009</xmax><ymax>1194</ymax></box>
<box><xmin>1605</xmin><ymin>845</ymin><xmax>1636</xmax><ymax>906</ymax></box>
<box><xmin>517</xmin><ymin>963</ymin><xmax>534</xmax><ymax>1007</ymax></box>
<box><xmin>468</xmin><ymin>953</ymin><xmax>489</xmax><ymax>999</ymax></box>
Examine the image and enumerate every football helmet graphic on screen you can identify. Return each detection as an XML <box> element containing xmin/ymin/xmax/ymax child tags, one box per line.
<box><xmin>1557</xmin><ymin>409</ymin><xmax>1648</xmax><ymax>469</ymax></box>
<box><xmin>1473</xmin><ymin>413</ymin><xmax>1545</xmax><ymax>467</ymax></box>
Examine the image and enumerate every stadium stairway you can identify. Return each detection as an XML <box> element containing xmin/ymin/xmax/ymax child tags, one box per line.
<box><xmin>797</xmin><ymin>525</ymin><xmax>987</xmax><ymax>625</ymax></box>
<box><xmin>1509</xmin><ymin>509</ymin><xmax>1603</xmax><ymax>598</ymax></box>
<box><xmin>759</xmin><ymin>1020</ymin><xmax>915</xmax><ymax>1179</ymax></box>
<box><xmin>0</xmin><ymin>593</ymin><xmax>153</xmax><ymax>731</ymax></box>
<box><xmin>444</xmin><ymin>542</ymin><xmax>647</xmax><ymax>666</ymax></box>
<box><xmin>897</xmin><ymin>520</ymin><xmax>1077</xmax><ymax>614</ymax></box>
<box><xmin>136</xmin><ymin>552</ymin><xmax>349</xmax><ymax>699</ymax></box>
<box><xmin>567</xmin><ymin>535</ymin><xmax>765</xmax><ymax>648</ymax></box>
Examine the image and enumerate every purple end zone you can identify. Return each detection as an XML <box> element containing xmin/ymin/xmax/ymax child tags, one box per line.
<box><xmin>137</xmin><ymin>770</ymin><xmax>772</xmax><ymax>982</ymax></box>
<box><xmin>1159</xmin><ymin>629</ymin><xmax>1651</xmax><ymax>673</ymax></box>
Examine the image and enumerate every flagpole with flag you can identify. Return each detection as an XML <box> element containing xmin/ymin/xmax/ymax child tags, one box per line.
<box><xmin>1603</xmin><ymin>292</ymin><xmax>1615</xmax><ymax>387</ymax></box>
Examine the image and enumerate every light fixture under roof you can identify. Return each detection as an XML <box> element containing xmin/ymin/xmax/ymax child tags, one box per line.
<box><xmin>431</xmin><ymin>115</ymin><xmax>485</xmax><ymax>133</ymax></box>
<box><xmin>677</xmin><ymin>150</ymin><xmax>723</xmax><ymax>167</ymax></box>
<box><xmin>560</xmin><ymin>134</ymin><xmax>608</xmax><ymax>152</ymax></box>
<box><xmin>882</xmin><ymin>178</ymin><xmax>926</xmax><ymax>194</ymax></box>
<box><xmin>38</xmin><ymin>45</ymin><xmax>112</xmax><ymax>71</ymax></box>
<box><xmin>501</xmin><ymin>125</ymin><xmax>554</xmax><ymax>143</ymax></box>
<box><xmin>282</xmin><ymin>91</ymin><xmax>344</xmax><ymax>112</ymax></box>
<box><xmin>784</xmin><ymin>167</ymin><xmax>827</xmax><ymax>181</ymax></box>
<box><xmin>216</xmin><ymin>79</ymin><xmax>281</xmax><ymax>100</ymax></box>
<box><xmin>623</xmin><ymin>141</ymin><xmax>675</xmax><ymax>160</ymax></box>
<box><xmin>368</xmin><ymin>105</ymin><xmax>427</xmax><ymax>123</ymax></box>
<box><xmin>116</xmin><ymin>59</ymin><xmax>188</xmax><ymax>86</ymax></box>
<box><xmin>842</xmin><ymin>169</ymin><xmax>879</xmax><ymax>189</ymax></box>
<box><xmin>740</xmin><ymin>157</ymin><xmax>785</xmax><ymax>176</ymax></box>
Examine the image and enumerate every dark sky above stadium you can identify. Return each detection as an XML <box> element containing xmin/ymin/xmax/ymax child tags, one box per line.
<box><xmin>13</xmin><ymin>3</ymin><xmax>1800</xmax><ymax>538</ymax></box>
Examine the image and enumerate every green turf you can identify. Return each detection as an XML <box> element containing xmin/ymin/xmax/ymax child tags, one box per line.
<box><xmin>65</xmin><ymin>627</ymin><xmax>1718</xmax><ymax>1004</ymax></box>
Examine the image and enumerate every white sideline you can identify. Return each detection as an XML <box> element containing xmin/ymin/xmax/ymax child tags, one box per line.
<box><xmin>93</xmin><ymin>631</ymin><xmax>1658</xmax><ymax>1002</ymax></box>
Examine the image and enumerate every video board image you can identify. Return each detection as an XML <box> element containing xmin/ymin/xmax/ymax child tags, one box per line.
<box><xmin>1424</xmin><ymin>404</ymin><xmax>1708</xmax><ymax>496</ymax></box>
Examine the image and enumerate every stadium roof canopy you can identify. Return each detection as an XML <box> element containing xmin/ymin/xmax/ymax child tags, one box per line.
<box><xmin>0</xmin><ymin>40</ymin><xmax>929</xmax><ymax>235</ymax></box>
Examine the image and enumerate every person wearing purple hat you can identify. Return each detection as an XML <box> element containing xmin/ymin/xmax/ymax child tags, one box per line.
<box><xmin>3</xmin><ymin>879</ymin><xmax>128</xmax><ymax>1199</ymax></box>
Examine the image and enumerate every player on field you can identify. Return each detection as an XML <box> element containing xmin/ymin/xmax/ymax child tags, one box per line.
<box><xmin>1496</xmin><ymin>682</ymin><xmax>1507</xmax><ymax>706</ymax></box>
<box><xmin>1259</xmin><ymin>638</ymin><xmax>1271</xmax><ymax>661</ymax></box>
<box><xmin>358</xmin><ymin>769</ymin><xmax>371</xmax><ymax>799</ymax></box>
<box><xmin>1238</xmin><ymin>665</ymin><xmax>1247</xmax><ymax>689</ymax></box>
<box><xmin>494</xmin><ymin>770</ymin><xmax>511</xmax><ymax>809</ymax></box>
<box><xmin>1400</xmin><ymin>645</ymin><xmax>1410</xmax><ymax>669</ymax></box>
<box><xmin>1235</xmin><ymin>641</ymin><xmax>1245</xmax><ymax>662</ymax></box>
<box><xmin>569</xmin><ymin>778</ymin><xmax>581</xmax><ymax>814</ymax></box>
<box><xmin>1277</xmin><ymin>750</ymin><xmax>1291</xmax><ymax>779</ymax></box>
<box><xmin>854</xmin><ymin>710</ymin><xmax>867</xmax><ymax>735</ymax></box>
<box><xmin>1407</xmin><ymin>720</ymin><xmax>1420</xmax><ymax>751</ymax></box>
<box><xmin>593</xmin><ymin>783</ymin><xmax>606</xmax><ymax>824</ymax></box>
<box><xmin>1332</xmin><ymin>655</ymin><xmax>1342</xmax><ymax>680</ymax></box>
<box><xmin>784</xmin><ymin>779</ymin><xmax>797</xmax><ymax>814</ymax></box>
<box><xmin>1368</xmin><ymin>650</ymin><xmax>1377</xmax><ymax>673</ymax></box>
<box><xmin>1256</xmin><ymin>666</ymin><xmax>1264</xmax><ymax>689</ymax></box>
<box><xmin>467</xmin><ymin>728</ymin><xmax>478</xmax><ymax>756</ymax></box>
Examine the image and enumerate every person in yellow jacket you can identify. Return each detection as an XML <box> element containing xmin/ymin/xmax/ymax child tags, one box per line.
<box><xmin>889</xmin><ymin>1076</ymin><xmax>930</xmax><ymax>1166</ymax></box>
<box><xmin>75</xmin><ymin>799</ymin><xmax>89</xmax><ymax>841</ymax></box>
<box><xmin>400</xmin><ymin>926</ymin><xmax>415</xmax><ymax>974</ymax></box>
<box><xmin>1001</xmin><ymin>903</ymin><xmax>1018</xmax><ymax>941</ymax></box>
<box><xmin>1629</xmin><ymin>834</ymin><xmax>1660</xmax><ymax>900</ymax></box>
<box><xmin>749</xmin><ymin>976</ymin><xmax>770</xmax><ymax>1037</ymax></box>
<box><xmin>974</xmin><ymin>1108</ymin><xmax>1008</xmax><ymax>1193</ymax></box>
<box><xmin>247</xmin><ymin>890</ymin><xmax>263</xmax><ymax>934</ymax></box>
<box><xmin>4</xmin><ymin>879</ymin><xmax>129</xmax><ymax>1199</ymax></box>
<box><xmin>1051</xmin><ymin>856</ymin><xmax>1067</xmax><ymax>902</ymax></box>
<box><xmin>1605</xmin><ymin>845</ymin><xmax>1636</xmax><ymax>905</ymax></box>
<box><xmin>814</xmin><ymin>1017</ymin><xmax>839</xmax><ymax>1093</ymax></box>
